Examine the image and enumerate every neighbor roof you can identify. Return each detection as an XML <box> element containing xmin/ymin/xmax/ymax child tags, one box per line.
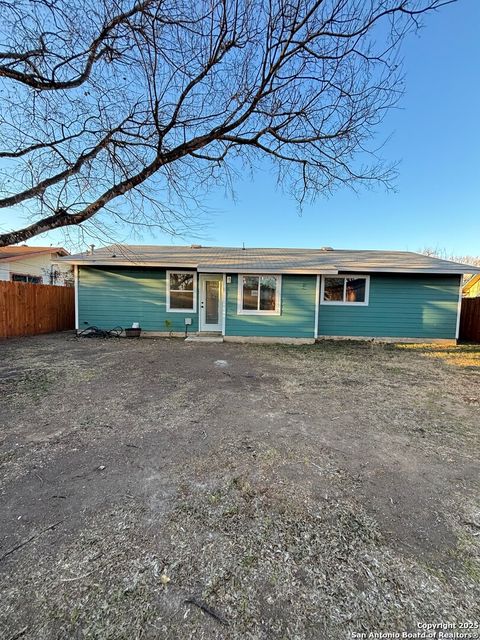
<box><xmin>0</xmin><ymin>245</ymin><xmax>69</xmax><ymax>263</ymax></box>
<box><xmin>59</xmin><ymin>244</ymin><xmax>480</xmax><ymax>275</ymax></box>
<box><xmin>463</xmin><ymin>273</ymin><xmax>480</xmax><ymax>293</ymax></box>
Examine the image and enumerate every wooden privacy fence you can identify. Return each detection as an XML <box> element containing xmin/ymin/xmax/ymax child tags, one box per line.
<box><xmin>459</xmin><ymin>297</ymin><xmax>480</xmax><ymax>343</ymax></box>
<box><xmin>0</xmin><ymin>281</ymin><xmax>74</xmax><ymax>338</ymax></box>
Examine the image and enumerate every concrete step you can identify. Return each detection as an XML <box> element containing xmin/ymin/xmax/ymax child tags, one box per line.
<box><xmin>185</xmin><ymin>335</ymin><xmax>224</xmax><ymax>343</ymax></box>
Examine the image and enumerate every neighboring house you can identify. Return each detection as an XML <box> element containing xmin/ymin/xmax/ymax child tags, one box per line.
<box><xmin>462</xmin><ymin>274</ymin><xmax>480</xmax><ymax>298</ymax></box>
<box><xmin>59</xmin><ymin>245</ymin><xmax>480</xmax><ymax>344</ymax></box>
<box><xmin>0</xmin><ymin>245</ymin><xmax>71</xmax><ymax>285</ymax></box>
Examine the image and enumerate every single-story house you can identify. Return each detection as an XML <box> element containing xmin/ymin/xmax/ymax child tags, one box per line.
<box><xmin>0</xmin><ymin>245</ymin><xmax>71</xmax><ymax>285</ymax></box>
<box><xmin>463</xmin><ymin>274</ymin><xmax>480</xmax><ymax>298</ymax></box>
<box><xmin>59</xmin><ymin>245</ymin><xmax>480</xmax><ymax>344</ymax></box>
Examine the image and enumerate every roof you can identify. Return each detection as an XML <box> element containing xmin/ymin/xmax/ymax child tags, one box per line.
<box><xmin>0</xmin><ymin>245</ymin><xmax>69</xmax><ymax>263</ymax></box>
<box><xmin>58</xmin><ymin>244</ymin><xmax>480</xmax><ymax>275</ymax></box>
<box><xmin>463</xmin><ymin>274</ymin><xmax>480</xmax><ymax>293</ymax></box>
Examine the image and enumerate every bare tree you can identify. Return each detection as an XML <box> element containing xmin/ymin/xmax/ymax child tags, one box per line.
<box><xmin>0</xmin><ymin>0</ymin><xmax>452</xmax><ymax>247</ymax></box>
<box><xmin>419</xmin><ymin>247</ymin><xmax>480</xmax><ymax>278</ymax></box>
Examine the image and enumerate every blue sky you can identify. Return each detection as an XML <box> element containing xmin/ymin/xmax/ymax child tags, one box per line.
<box><xmin>12</xmin><ymin>0</ymin><xmax>480</xmax><ymax>255</ymax></box>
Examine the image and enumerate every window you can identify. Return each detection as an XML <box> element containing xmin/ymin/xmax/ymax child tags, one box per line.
<box><xmin>166</xmin><ymin>271</ymin><xmax>196</xmax><ymax>311</ymax></box>
<box><xmin>11</xmin><ymin>273</ymin><xmax>42</xmax><ymax>284</ymax></box>
<box><xmin>238</xmin><ymin>275</ymin><xmax>281</xmax><ymax>314</ymax></box>
<box><xmin>321</xmin><ymin>275</ymin><xmax>369</xmax><ymax>305</ymax></box>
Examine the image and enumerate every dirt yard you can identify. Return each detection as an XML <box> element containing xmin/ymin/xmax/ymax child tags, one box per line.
<box><xmin>0</xmin><ymin>334</ymin><xmax>479</xmax><ymax>639</ymax></box>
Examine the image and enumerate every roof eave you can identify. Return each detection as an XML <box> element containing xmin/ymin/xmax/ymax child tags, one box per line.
<box><xmin>1</xmin><ymin>247</ymin><xmax>69</xmax><ymax>263</ymax></box>
<box><xmin>60</xmin><ymin>259</ymin><xmax>199</xmax><ymax>269</ymax></box>
<box><xmin>58</xmin><ymin>256</ymin><xmax>480</xmax><ymax>275</ymax></box>
<box><xmin>60</xmin><ymin>259</ymin><xmax>338</xmax><ymax>274</ymax></box>
<box><xmin>198</xmin><ymin>267</ymin><xmax>338</xmax><ymax>274</ymax></box>
<box><xmin>337</xmin><ymin>267</ymin><xmax>480</xmax><ymax>275</ymax></box>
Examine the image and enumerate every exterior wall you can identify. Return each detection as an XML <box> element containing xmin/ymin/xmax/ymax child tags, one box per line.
<box><xmin>77</xmin><ymin>268</ymin><xmax>461</xmax><ymax>341</ymax></box>
<box><xmin>0</xmin><ymin>253</ymin><xmax>71</xmax><ymax>285</ymax></box>
<box><xmin>318</xmin><ymin>274</ymin><xmax>461</xmax><ymax>339</ymax></box>
<box><xmin>225</xmin><ymin>274</ymin><xmax>317</xmax><ymax>338</ymax></box>
<box><xmin>78</xmin><ymin>267</ymin><xmax>198</xmax><ymax>332</ymax></box>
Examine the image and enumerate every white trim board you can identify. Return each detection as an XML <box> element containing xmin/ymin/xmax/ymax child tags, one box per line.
<box><xmin>314</xmin><ymin>275</ymin><xmax>320</xmax><ymax>339</ymax></box>
<box><xmin>74</xmin><ymin>265</ymin><xmax>79</xmax><ymax>330</ymax></box>
<box><xmin>455</xmin><ymin>276</ymin><xmax>463</xmax><ymax>340</ymax></box>
<box><xmin>222</xmin><ymin>273</ymin><xmax>227</xmax><ymax>336</ymax></box>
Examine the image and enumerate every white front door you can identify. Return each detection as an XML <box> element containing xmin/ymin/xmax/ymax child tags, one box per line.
<box><xmin>199</xmin><ymin>274</ymin><xmax>223</xmax><ymax>332</ymax></box>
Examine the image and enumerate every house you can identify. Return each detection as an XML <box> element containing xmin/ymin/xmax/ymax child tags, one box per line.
<box><xmin>462</xmin><ymin>274</ymin><xmax>480</xmax><ymax>298</ymax></box>
<box><xmin>59</xmin><ymin>245</ymin><xmax>480</xmax><ymax>344</ymax></box>
<box><xmin>0</xmin><ymin>245</ymin><xmax>71</xmax><ymax>285</ymax></box>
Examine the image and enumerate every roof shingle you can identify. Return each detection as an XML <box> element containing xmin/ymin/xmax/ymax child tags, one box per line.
<box><xmin>59</xmin><ymin>244</ymin><xmax>480</xmax><ymax>275</ymax></box>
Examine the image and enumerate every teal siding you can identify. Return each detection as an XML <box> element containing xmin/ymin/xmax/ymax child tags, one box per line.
<box><xmin>225</xmin><ymin>274</ymin><xmax>316</xmax><ymax>338</ymax></box>
<box><xmin>78</xmin><ymin>267</ymin><xmax>198</xmax><ymax>332</ymax></box>
<box><xmin>318</xmin><ymin>274</ymin><xmax>461</xmax><ymax>339</ymax></box>
<box><xmin>78</xmin><ymin>268</ymin><xmax>460</xmax><ymax>340</ymax></box>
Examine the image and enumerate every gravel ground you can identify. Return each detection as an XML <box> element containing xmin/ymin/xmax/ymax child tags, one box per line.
<box><xmin>0</xmin><ymin>334</ymin><xmax>479</xmax><ymax>639</ymax></box>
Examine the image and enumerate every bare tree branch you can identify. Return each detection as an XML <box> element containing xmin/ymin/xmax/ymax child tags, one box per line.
<box><xmin>0</xmin><ymin>0</ymin><xmax>157</xmax><ymax>90</ymax></box>
<box><xmin>0</xmin><ymin>0</ymin><xmax>454</xmax><ymax>247</ymax></box>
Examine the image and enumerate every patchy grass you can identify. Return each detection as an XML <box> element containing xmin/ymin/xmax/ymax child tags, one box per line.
<box><xmin>394</xmin><ymin>342</ymin><xmax>480</xmax><ymax>369</ymax></box>
<box><xmin>0</xmin><ymin>368</ymin><xmax>57</xmax><ymax>401</ymax></box>
<box><xmin>0</xmin><ymin>334</ymin><xmax>479</xmax><ymax>639</ymax></box>
<box><xmin>2</xmin><ymin>474</ymin><xmax>478</xmax><ymax>640</ymax></box>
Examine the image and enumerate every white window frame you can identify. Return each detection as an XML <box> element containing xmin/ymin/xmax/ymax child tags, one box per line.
<box><xmin>320</xmin><ymin>274</ymin><xmax>370</xmax><ymax>306</ymax></box>
<box><xmin>166</xmin><ymin>270</ymin><xmax>197</xmax><ymax>312</ymax></box>
<box><xmin>237</xmin><ymin>274</ymin><xmax>282</xmax><ymax>316</ymax></box>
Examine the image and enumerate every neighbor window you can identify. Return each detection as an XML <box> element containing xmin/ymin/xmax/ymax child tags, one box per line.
<box><xmin>322</xmin><ymin>276</ymin><xmax>369</xmax><ymax>305</ymax></box>
<box><xmin>238</xmin><ymin>275</ymin><xmax>281</xmax><ymax>314</ymax></box>
<box><xmin>11</xmin><ymin>273</ymin><xmax>42</xmax><ymax>284</ymax></box>
<box><xmin>167</xmin><ymin>271</ymin><xmax>196</xmax><ymax>311</ymax></box>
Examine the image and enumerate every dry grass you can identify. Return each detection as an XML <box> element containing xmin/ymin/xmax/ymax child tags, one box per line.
<box><xmin>394</xmin><ymin>342</ymin><xmax>480</xmax><ymax>369</ymax></box>
<box><xmin>2</xmin><ymin>471</ymin><xmax>478</xmax><ymax>640</ymax></box>
<box><xmin>0</xmin><ymin>335</ymin><xmax>479</xmax><ymax>639</ymax></box>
